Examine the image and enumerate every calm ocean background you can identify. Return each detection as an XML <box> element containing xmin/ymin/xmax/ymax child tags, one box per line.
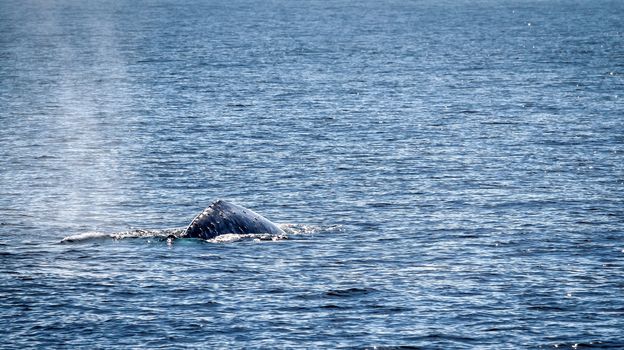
<box><xmin>1</xmin><ymin>0</ymin><xmax>623</xmax><ymax>348</ymax></box>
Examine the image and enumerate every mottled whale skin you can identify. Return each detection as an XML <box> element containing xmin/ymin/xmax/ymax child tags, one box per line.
<box><xmin>182</xmin><ymin>200</ymin><xmax>284</xmax><ymax>240</ymax></box>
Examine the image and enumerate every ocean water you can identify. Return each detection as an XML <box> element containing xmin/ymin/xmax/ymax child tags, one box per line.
<box><xmin>1</xmin><ymin>0</ymin><xmax>623</xmax><ymax>348</ymax></box>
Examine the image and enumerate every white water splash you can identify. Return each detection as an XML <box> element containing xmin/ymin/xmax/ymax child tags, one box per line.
<box><xmin>61</xmin><ymin>228</ymin><xmax>183</xmax><ymax>243</ymax></box>
<box><xmin>207</xmin><ymin>233</ymin><xmax>289</xmax><ymax>243</ymax></box>
<box><xmin>61</xmin><ymin>224</ymin><xmax>336</xmax><ymax>244</ymax></box>
<box><xmin>280</xmin><ymin>223</ymin><xmax>342</xmax><ymax>235</ymax></box>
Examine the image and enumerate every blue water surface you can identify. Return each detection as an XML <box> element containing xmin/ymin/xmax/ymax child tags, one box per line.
<box><xmin>1</xmin><ymin>0</ymin><xmax>623</xmax><ymax>348</ymax></box>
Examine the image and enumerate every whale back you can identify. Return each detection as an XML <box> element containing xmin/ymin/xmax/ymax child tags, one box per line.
<box><xmin>183</xmin><ymin>200</ymin><xmax>284</xmax><ymax>239</ymax></box>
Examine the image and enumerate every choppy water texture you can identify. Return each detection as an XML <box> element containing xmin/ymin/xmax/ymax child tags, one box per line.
<box><xmin>1</xmin><ymin>0</ymin><xmax>623</xmax><ymax>348</ymax></box>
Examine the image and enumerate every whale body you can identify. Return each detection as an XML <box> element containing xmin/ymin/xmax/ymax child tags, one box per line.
<box><xmin>181</xmin><ymin>200</ymin><xmax>284</xmax><ymax>240</ymax></box>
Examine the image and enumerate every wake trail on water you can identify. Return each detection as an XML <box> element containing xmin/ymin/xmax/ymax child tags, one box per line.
<box><xmin>60</xmin><ymin>223</ymin><xmax>340</xmax><ymax>244</ymax></box>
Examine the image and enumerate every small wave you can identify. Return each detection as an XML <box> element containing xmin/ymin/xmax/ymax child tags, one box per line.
<box><xmin>550</xmin><ymin>341</ymin><xmax>624</xmax><ymax>349</ymax></box>
<box><xmin>325</xmin><ymin>287</ymin><xmax>376</xmax><ymax>298</ymax></box>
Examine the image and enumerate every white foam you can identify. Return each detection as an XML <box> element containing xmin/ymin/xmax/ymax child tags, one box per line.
<box><xmin>206</xmin><ymin>233</ymin><xmax>288</xmax><ymax>243</ymax></box>
<box><xmin>280</xmin><ymin>223</ymin><xmax>342</xmax><ymax>235</ymax></box>
<box><xmin>61</xmin><ymin>227</ymin><xmax>184</xmax><ymax>243</ymax></box>
<box><xmin>60</xmin><ymin>225</ymin><xmax>326</xmax><ymax>244</ymax></box>
<box><xmin>208</xmin><ymin>233</ymin><xmax>249</xmax><ymax>243</ymax></box>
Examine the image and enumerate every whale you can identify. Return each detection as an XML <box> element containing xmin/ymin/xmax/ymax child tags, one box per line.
<box><xmin>179</xmin><ymin>200</ymin><xmax>284</xmax><ymax>240</ymax></box>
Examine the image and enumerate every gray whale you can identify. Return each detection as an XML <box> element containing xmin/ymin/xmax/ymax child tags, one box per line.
<box><xmin>180</xmin><ymin>200</ymin><xmax>284</xmax><ymax>240</ymax></box>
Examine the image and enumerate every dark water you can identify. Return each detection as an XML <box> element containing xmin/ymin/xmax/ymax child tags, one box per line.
<box><xmin>1</xmin><ymin>0</ymin><xmax>623</xmax><ymax>348</ymax></box>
